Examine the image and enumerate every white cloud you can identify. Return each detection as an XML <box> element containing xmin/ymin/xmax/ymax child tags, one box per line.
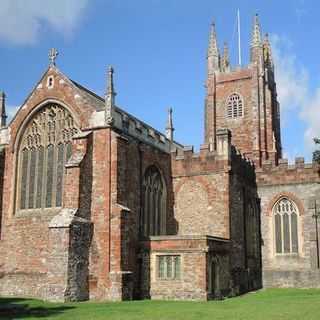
<box><xmin>271</xmin><ymin>34</ymin><xmax>320</xmax><ymax>156</ymax></box>
<box><xmin>301</xmin><ymin>89</ymin><xmax>320</xmax><ymax>151</ymax></box>
<box><xmin>0</xmin><ymin>0</ymin><xmax>89</xmax><ymax>45</ymax></box>
<box><xmin>271</xmin><ymin>34</ymin><xmax>309</xmax><ymax>112</ymax></box>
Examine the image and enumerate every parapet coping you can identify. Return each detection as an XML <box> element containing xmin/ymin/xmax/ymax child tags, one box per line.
<box><xmin>148</xmin><ymin>235</ymin><xmax>230</xmax><ymax>243</ymax></box>
<box><xmin>112</xmin><ymin>105</ymin><xmax>184</xmax><ymax>153</ymax></box>
<box><xmin>171</xmin><ymin>143</ymin><xmax>255</xmax><ymax>168</ymax></box>
<box><xmin>257</xmin><ymin>157</ymin><xmax>319</xmax><ymax>172</ymax></box>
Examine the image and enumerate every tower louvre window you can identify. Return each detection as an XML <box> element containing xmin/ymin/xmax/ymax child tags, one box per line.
<box><xmin>17</xmin><ymin>103</ymin><xmax>78</xmax><ymax>211</ymax></box>
<box><xmin>226</xmin><ymin>93</ymin><xmax>243</xmax><ymax>118</ymax></box>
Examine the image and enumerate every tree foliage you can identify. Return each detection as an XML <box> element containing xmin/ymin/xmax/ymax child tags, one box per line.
<box><xmin>313</xmin><ymin>138</ymin><xmax>320</xmax><ymax>163</ymax></box>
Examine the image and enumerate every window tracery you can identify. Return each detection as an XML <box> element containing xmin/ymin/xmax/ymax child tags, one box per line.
<box><xmin>17</xmin><ymin>103</ymin><xmax>78</xmax><ymax>211</ymax></box>
<box><xmin>273</xmin><ymin>198</ymin><xmax>299</xmax><ymax>254</ymax></box>
<box><xmin>226</xmin><ymin>93</ymin><xmax>243</xmax><ymax>118</ymax></box>
<box><xmin>141</xmin><ymin>166</ymin><xmax>167</xmax><ymax>236</ymax></box>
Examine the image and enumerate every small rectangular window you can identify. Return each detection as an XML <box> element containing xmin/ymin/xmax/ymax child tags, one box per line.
<box><xmin>157</xmin><ymin>255</ymin><xmax>181</xmax><ymax>280</ymax></box>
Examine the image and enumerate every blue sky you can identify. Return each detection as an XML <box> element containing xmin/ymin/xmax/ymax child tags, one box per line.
<box><xmin>0</xmin><ymin>0</ymin><xmax>319</xmax><ymax>162</ymax></box>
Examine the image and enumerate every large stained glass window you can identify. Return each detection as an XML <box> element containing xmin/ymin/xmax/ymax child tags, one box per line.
<box><xmin>17</xmin><ymin>103</ymin><xmax>78</xmax><ymax>211</ymax></box>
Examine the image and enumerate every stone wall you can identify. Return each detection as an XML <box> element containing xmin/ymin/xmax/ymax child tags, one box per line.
<box><xmin>257</xmin><ymin>159</ymin><xmax>320</xmax><ymax>288</ymax></box>
<box><xmin>229</xmin><ymin>149</ymin><xmax>262</xmax><ymax>294</ymax></box>
<box><xmin>108</xmin><ymin>133</ymin><xmax>174</xmax><ymax>300</ymax></box>
<box><xmin>171</xmin><ymin>138</ymin><xmax>231</xmax><ymax>239</ymax></box>
<box><xmin>139</xmin><ymin>236</ymin><xmax>230</xmax><ymax>301</ymax></box>
<box><xmin>205</xmin><ymin>65</ymin><xmax>280</xmax><ymax>167</ymax></box>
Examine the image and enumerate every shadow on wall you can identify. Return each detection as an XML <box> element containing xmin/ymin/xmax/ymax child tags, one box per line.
<box><xmin>0</xmin><ymin>297</ymin><xmax>75</xmax><ymax>319</ymax></box>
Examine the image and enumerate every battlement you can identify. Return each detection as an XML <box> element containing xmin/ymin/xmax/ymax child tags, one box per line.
<box><xmin>257</xmin><ymin>157</ymin><xmax>320</xmax><ymax>186</ymax></box>
<box><xmin>257</xmin><ymin>157</ymin><xmax>318</xmax><ymax>173</ymax></box>
<box><xmin>171</xmin><ymin>144</ymin><xmax>216</xmax><ymax>161</ymax></box>
<box><xmin>171</xmin><ymin>129</ymin><xmax>255</xmax><ymax>180</ymax></box>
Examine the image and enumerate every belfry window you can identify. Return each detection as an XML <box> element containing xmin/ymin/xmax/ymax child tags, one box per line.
<box><xmin>17</xmin><ymin>103</ymin><xmax>78</xmax><ymax>211</ymax></box>
<box><xmin>141</xmin><ymin>166</ymin><xmax>167</xmax><ymax>236</ymax></box>
<box><xmin>226</xmin><ymin>93</ymin><xmax>243</xmax><ymax>118</ymax></box>
<box><xmin>273</xmin><ymin>198</ymin><xmax>299</xmax><ymax>254</ymax></box>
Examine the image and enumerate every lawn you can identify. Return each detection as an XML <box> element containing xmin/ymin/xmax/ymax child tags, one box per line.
<box><xmin>1</xmin><ymin>289</ymin><xmax>320</xmax><ymax>320</ymax></box>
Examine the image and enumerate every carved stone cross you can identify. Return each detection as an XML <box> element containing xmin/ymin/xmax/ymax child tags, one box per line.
<box><xmin>49</xmin><ymin>48</ymin><xmax>59</xmax><ymax>66</ymax></box>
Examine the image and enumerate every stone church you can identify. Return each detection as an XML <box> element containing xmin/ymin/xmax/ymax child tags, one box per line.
<box><xmin>0</xmin><ymin>15</ymin><xmax>319</xmax><ymax>302</ymax></box>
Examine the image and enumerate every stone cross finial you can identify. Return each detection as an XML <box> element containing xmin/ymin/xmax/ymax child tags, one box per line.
<box><xmin>49</xmin><ymin>48</ymin><xmax>59</xmax><ymax>66</ymax></box>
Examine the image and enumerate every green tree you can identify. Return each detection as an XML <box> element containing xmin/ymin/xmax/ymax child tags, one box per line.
<box><xmin>313</xmin><ymin>138</ymin><xmax>320</xmax><ymax>163</ymax></box>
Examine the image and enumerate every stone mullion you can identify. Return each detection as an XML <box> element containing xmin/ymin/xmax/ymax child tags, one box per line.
<box><xmin>51</xmin><ymin>118</ymin><xmax>60</xmax><ymax>208</ymax></box>
<box><xmin>148</xmin><ymin>188</ymin><xmax>153</xmax><ymax>235</ymax></box>
<box><xmin>280</xmin><ymin>213</ymin><xmax>284</xmax><ymax>254</ymax></box>
<box><xmin>144</xmin><ymin>188</ymin><xmax>149</xmax><ymax>236</ymax></box>
<box><xmin>288</xmin><ymin>212</ymin><xmax>293</xmax><ymax>254</ymax></box>
<box><xmin>164</xmin><ymin>257</ymin><xmax>168</xmax><ymax>279</ymax></box>
<box><xmin>41</xmin><ymin>113</ymin><xmax>49</xmax><ymax>209</ymax></box>
<box><xmin>25</xmin><ymin>149</ymin><xmax>31</xmax><ymax>210</ymax></box>
<box><xmin>61</xmin><ymin>142</ymin><xmax>68</xmax><ymax>207</ymax></box>
<box><xmin>40</xmin><ymin>147</ymin><xmax>47</xmax><ymax>209</ymax></box>
<box><xmin>154</xmin><ymin>188</ymin><xmax>159</xmax><ymax>235</ymax></box>
<box><xmin>33</xmin><ymin>148</ymin><xmax>39</xmax><ymax>209</ymax></box>
<box><xmin>51</xmin><ymin>145</ymin><xmax>58</xmax><ymax>208</ymax></box>
<box><xmin>16</xmin><ymin>151</ymin><xmax>24</xmax><ymax>210</ymax></box>
<box><xmin>151</xmin><ymin>188</ymin><xmax>156</xmax><ymax>235</ymax></box>
<box><xmin>172</xmin><ymin>257</ymin><xmax>176</xmax><ymax>279</ymax></box>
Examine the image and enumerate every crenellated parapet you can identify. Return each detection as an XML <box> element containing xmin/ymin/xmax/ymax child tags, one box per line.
<box><xmin>171</xmin><ymin>128</ymin><xmax>255</xmax><ymax>179</ymax></box>
<box><xmin>256</xmin><ymin>157</ymin><xmax>320</xmax><ymax>186</ymax></box>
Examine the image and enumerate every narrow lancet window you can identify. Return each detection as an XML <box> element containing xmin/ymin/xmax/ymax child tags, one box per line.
<box><xmin>141</xmin><ymin>166</ymin><xmax>167</xmax><ymax>236</ymax></box>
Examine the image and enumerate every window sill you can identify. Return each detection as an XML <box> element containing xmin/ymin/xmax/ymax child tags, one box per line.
<box><xmin>14</xmin><ymin>207</ymin><xmax>62</xmax><ymax>218</ymax></box>
<box><xmin>274</xmin><ymin>253</ymin><xmax>299</xmax><ymax>257</ymax></box>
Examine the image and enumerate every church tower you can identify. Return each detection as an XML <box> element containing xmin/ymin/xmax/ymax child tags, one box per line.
<box><xmin>204</xmin><ymin>15</ymin><xmax>282</xmax><ymax>166</ymax></box>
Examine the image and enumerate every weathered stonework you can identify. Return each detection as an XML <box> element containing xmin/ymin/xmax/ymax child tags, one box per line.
<box><xmin>0</xmin><ymin>15</ymin><xmax>316</xmax><ymax>303</ymax></box>
<box><xmin>257</xmin><ymin>161</ymin><xmax>320</xmax><ymax>288</ymax></box>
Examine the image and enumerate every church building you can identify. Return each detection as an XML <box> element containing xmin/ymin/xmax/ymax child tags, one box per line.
<box><xmin>0</xmin><ymin>15</ymin><xmax>319</xmax><ymax>302</ymax></box>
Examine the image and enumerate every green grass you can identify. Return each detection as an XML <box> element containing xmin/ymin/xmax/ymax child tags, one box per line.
<box><xmin>1</xmin><ymin>289</ymin><xmax>320</xmax><ymax>320</ymax></box>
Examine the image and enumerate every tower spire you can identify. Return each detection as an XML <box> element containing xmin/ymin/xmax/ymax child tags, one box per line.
<box><xmin>0</xmin><ymin>91</ymin><xmax>7</xmax><ymax>128</ymax></box>
<box><xmin>263</xmin><ymin>33</ymin><xmax>273</xmax><ymax>68</ymax></box>
<box><xmin>251</xmin><ymin>14</ymin><xmax>262</xmax><ymax>47</ymax></box>
<box><xmin>221</xmin><ymin>42</ymin><xmax>230</xmax><ymax>72</ymax></box>
<box><xmin>105</xmin><ymin>66</ymin><xmax>116</xmax><ymax>125</ymax></box>
<box><xmin>207</xmin><ymin>22</ymin><xmax>220</xmax><ymax>74</ymax></box>
<box><xmin>250</xmin><ymin>14</ymin><xmax>263</xmax><ymax>64</ymax></box>
<box><xmin>165</xmin><ymin>107</ymin><xmax>174</xmax><ymax>141</ymax></box>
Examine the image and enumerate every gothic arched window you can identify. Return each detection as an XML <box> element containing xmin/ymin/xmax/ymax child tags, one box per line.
<box><xmin>273</xmin><ymin>198</ymin><xmax>299</xmax><ymax>254</ymax></box>
<box><xmin>226</xmin><ymin>93</ymin><xmax>243</xmax><ymax>118</ymax></box>
<box><xmin>141</xmin><ymin>166</ymin><xmax>167</xmax><ymax>236</ymax></box>
<box><xmin>17</xmin><ymin>103</ymin><xmax>78</xmax><ymax>211</ymax></box>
